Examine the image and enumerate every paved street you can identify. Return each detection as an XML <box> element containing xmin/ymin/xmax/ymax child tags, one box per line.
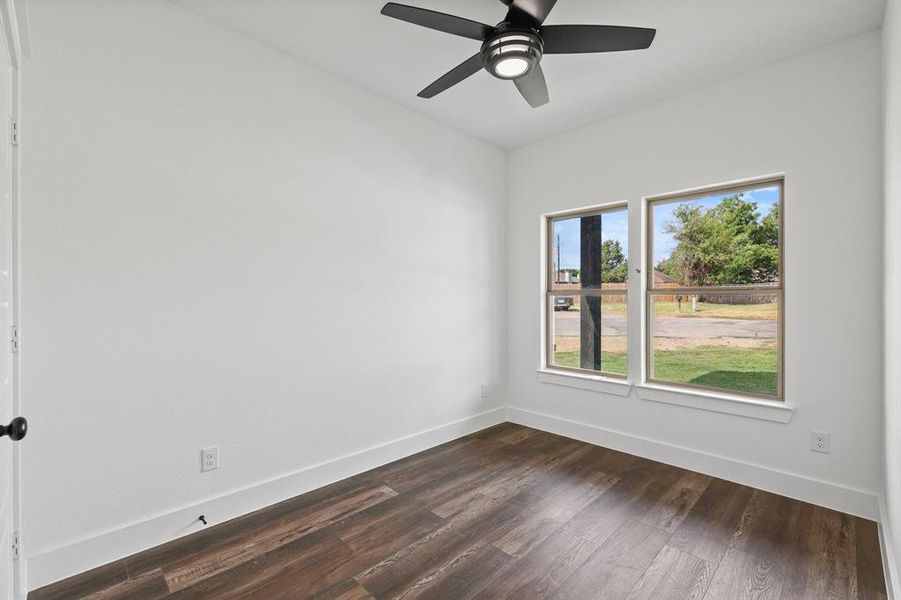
<box><xmin>552</xmin><ymin>309</ymin><xmax>776</xmax><ymax>351</ymax></box>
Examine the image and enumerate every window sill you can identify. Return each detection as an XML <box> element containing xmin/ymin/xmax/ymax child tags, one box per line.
<box><xmin>536</xmin><ymin>369</ymin><xmax>632</xmax><ymax>397</ymax></box>
<box><xmin>635</xmin><ymin>383</ymin><xmax>794</xmax><ymax>423</ymax></box>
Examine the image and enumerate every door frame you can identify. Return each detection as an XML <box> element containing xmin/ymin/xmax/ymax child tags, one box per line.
<box><xmin>0</xmin><ymin>2</ymin><xmax>26</xmax><ymax>598</ymax></box>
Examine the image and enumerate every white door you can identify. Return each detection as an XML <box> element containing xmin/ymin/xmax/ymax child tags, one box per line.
<box><xmin>0</xmin><ymin>5</ymin><xmax>20</xmax><ymax>598</ymax></box>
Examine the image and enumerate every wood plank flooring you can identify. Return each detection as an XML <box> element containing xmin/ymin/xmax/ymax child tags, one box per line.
<box><xmin>29</xmin><ymin>423</ymin><xmax>888</xmax><ymax>599</ymax></box>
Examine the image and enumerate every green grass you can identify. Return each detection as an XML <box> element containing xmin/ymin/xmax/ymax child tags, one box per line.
<box><xmin>554</xmin><ymin>344</ymin><xmax>777</xmax><ymax>396</ymax></box>
<box><xmin>553</xmin><ymin>350</ymin><xmax>627</xmax><ymax>377</ymax></box>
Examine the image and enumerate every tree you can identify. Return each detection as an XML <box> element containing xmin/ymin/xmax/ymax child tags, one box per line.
<box><xmin>758</xmin><ymin>202</ymin><xmax>779</xmax><ymax>245</ymax></box>
<box><xmin>655</xmin><ymin>256</ymin><xmax>681</xmax><ymax>282</ymax></box>
<box><xmin>600</xmin><ymin>239</ymin><xmax>628</xmax><ymax>283</ymax></box>
<box><xmin>660</xmin><ymin>195</ymin><xmax>779</xmax><ymax>286</ymax></box>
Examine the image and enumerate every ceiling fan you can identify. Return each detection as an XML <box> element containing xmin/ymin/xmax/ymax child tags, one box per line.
<box><xmin>380</xmin><ymin>0</ymin><xmax>656</xmax><ymax>108</ymax></box>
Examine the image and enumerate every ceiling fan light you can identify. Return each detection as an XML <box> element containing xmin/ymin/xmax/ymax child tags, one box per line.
<box><xmin>494</xmin><ymin>56</ymin><xmax>530</xmax><ymax>78</ymax></box>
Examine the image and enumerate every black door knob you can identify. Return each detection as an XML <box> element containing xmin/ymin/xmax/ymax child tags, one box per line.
<box><xmin>0</xmin><ymin>417</ymin><xmax>27</xmax><ymax>441</ymax></box>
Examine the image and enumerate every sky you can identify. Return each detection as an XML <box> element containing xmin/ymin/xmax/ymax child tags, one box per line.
<box><xmin>552</xmin><ymin>209</ymin><xmax>628</xmax><ymax>271</ymax></box>
<box><xmin>552</xmin><ymin>185</ymin><xmax>780</xmax><ymax>271</ymax></box>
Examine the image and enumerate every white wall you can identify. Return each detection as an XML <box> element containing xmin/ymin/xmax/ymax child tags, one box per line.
<box><xmin>507</xmin><ymin>32</ymin><xmax>883</xmax><ymax>512</ymax></box>
<box><xmin>884</xmin><ymin>0</ymin><xmax>901</xmax><ymax>593</ymax></box>
<box><xmin>19</xmin><ymin>0</ymin><xmax>505</xmax><ymax>586</ymax></box>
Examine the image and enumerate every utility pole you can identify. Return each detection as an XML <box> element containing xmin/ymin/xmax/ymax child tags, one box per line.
<box><xmin>556</xmin><ymin>234</ymin><xmax>561</xmax><ymax>282</ymax></box>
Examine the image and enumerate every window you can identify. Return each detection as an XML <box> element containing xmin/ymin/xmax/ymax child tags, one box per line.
<box><xmin>546</xmin><ymin>204</ymin><xmax>628</xmax><ymax>378</ymax></box>
<box><xmin>646</xmin><ymin>179</ymin><xmax>783</xmax><ymax>399</ymax></box>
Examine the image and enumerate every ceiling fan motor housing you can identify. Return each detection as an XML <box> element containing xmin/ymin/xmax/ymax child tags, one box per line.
<box><xmin>480</xmin><ymin>25</ymin><xmax>543</xmax><ymax>80</ymax></box>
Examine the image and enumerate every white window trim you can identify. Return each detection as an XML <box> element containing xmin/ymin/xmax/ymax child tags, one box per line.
<box><xmin>538</xmin><ymin>173</ymin><xmax>791</xmax><ymax>424</ymax></box>
<box><xmin>636</xmin><ymin>382</ymin><xmax>794</xmax><ymax>423</ymax></box>
<box><xmin>535</xmin><ymin>370</ymin><xmax>793</xmax><ymax>422</ymax></box>
<box><xmin>537</xmin><ymin>369</ymin><xmax>632</xmax><ymax>397</ymax></box>
<box><xmin>540</xmin><ymin>200</ymin><xmax>630</xmax><ymax>380</ymax></box>
<box><xmin>643</xmin><ymin>175</ymin><xmax>784</xmax><ymax>401</ymax></box>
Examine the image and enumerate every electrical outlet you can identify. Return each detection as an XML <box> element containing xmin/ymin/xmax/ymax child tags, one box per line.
<box><xmin>810</xmin><ymin>431</ymin><xmax>830</xmax><ymax>454</ymax></box>
<box><xmin>480</xmin><ymin>384</ymin><xmax>488</xmax><ymax>398</ymax></box>
<box><xmin>202</xmin><ymin>445</ymin><xmax>220</xmax><ymax>472</ymax></box>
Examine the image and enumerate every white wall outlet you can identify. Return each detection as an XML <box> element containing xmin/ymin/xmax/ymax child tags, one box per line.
<box><xmin>810</xmin><ymin>431</ymin><xmax>830</xmax><ymax>454</ymax></box>
<box><xmin>480</xmin><ymin>384</ymin><xmax>488</xmax><ymax>398</ymax></box>
<box><xmin>202</xmin><ymin>445</ymin><xmax>220</xmax><ymax>472</ymax></box>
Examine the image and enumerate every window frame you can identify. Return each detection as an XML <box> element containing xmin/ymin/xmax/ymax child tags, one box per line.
<box><xmin>644</xmin><ymin>177</ymin><xmax>784</xmax><ymax>401</ymax></box>
<box><xmin>545</xmin><ymin>202</ymin><xmax>629</xmax><ymax>380</ymax></box>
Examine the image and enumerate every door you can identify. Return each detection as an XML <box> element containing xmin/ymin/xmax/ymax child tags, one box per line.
<box><xmin>0</xmin><ymin>4</ymin><xmax>21</xmax><ymax>598</ymax></box>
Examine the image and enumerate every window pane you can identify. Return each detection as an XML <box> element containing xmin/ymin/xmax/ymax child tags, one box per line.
<box><xmin>649</xmin><ymin>292</ymin><xmax>779</xmax><ymax>396</ymax></box>
<box><xmin>550</xmin><ymin>294</ymin><xmax>627</xmax><ymax>376</ymax></box>
<box><xmin>601</xmin><ymin>295</ymin><xmax>627</xmax><ymax>376</ymax></box>
<box><xmin>651</xmin><ymin>184</ymin><xmax>780</xmax><ymax>289</ymax></box>
<box><xmin>551</xmin><ymin>207</ymin><xmax>629</xmax><ymax>291</ymax></box>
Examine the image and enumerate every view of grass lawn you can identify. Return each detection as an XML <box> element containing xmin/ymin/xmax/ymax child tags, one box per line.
<box><xmin>554</xmin><ymin>343</ymin><xmax>777</xmax><ymax>396</ymax></box>
<box><xmin>553</xmin><ymin>350</ymin><xmax>627</xmax><ymax>376</ymax></box>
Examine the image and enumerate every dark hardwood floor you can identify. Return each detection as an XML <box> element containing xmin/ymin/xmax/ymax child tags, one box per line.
<box><xmin>30</xmin><ymin>423</ymin><xmax>888</xmax><ymax>599</ymax></box>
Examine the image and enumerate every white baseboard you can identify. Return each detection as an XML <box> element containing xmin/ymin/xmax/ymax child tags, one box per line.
<box><xmin>879</xmin><ymin>495</ymin><xmax>901</xmax><ymax>600</ymax></box>
<box><xmin>507</xmin><ymin>406</ymin><xmax>880</xmax><ymax>520</ymax></box>
<box><xmin>26</xmin><ymin>407</ymin><xmax>507</xmax><ymax>592</ymax></box>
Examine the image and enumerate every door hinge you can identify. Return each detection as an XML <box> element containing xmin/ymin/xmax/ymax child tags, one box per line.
<box><xmin>10</xmin><ymin>118</ymin><xmax>19</xmax><ymax>146</ymax></box>
<box><xmin>10</xmin><ymin>325</ymin><xmax>19</xmax><ymax>354</ymax></box>
<box><xmin>11</xmin><ymin>531</ymin><xmax>19</xmax><ymax>560</ymax></box>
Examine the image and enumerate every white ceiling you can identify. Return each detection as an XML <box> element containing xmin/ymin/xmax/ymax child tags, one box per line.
<box><xmin>173</xmin><ymin>0</ymin><xmax>885</xmax><ymax>149</ymax></box>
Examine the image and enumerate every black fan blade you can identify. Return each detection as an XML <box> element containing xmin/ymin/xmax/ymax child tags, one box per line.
<box><xmin>505</xmin><ymin>0</ymin><xmax>557</xmax><ymax>28</ymax></box>
<box><xmin>381</xmin><ymin>3</ymin><xmax>494</xmax><ymax>41</ymax></box>
<box><xmin>541</xmin><ymin>25</ymin><xmax>656</xmax><ymax>54</ymax></box>
<box><xmin>514</xmin><ymin>63</ymin><xmax>549</xmax><ymax>108</ymax></box>
<box><xmin>418</xmin><ymin>54</ymin><xmax>483</xmax><ymax>98</ymax></box>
